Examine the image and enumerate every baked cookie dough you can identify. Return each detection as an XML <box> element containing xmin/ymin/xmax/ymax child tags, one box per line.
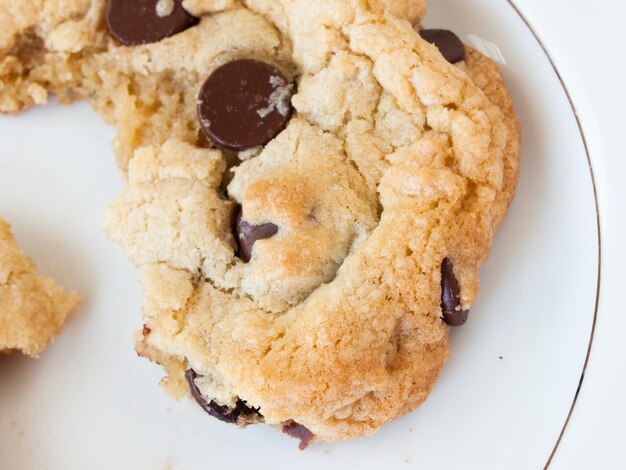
<box><xmin>0</xmin><ymin>218</ymin><xmax>79</xmax><ymax>357</ymax></box>
<box><xmin>0</xmin><ymin>0</ymin><xmax>520</xmax><ymax>446</ymax></box>
<box><xmin>0</xmin><ymin>0</ymin><xmax>426</xmax><ymax>170</ymax></box>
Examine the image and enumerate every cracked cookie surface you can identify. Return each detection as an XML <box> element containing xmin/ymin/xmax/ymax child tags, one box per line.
<box><xmin>1</xmin><ymin>0</ymin><xmax>519</xmax><ymax>444</ymax></box>
<box><xmin>0</xmin><ymin>218</ymin><xmax>79</xmax><ymax>357</ymax></box>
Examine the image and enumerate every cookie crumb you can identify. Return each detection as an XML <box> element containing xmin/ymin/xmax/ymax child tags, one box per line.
<box><xmin>156</xmin><ymin>0</ymin><xmax>175</xmax><ymax>17</ymax></box>
<box><xmin>238</xmin><ymin>147</ymin><xmax>263</xmax><ymax>161</ymax></box>
<box><xmin>257</xmin><ymin>75</ymin><xmax>293</xmax><ymax>118</ymax></box>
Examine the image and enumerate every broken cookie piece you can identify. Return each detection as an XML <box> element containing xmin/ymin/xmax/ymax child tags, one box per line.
<box><xmin>0</xmin><ymin>217</ymin><xmax>79</xmax><ymax>357</ymax></box>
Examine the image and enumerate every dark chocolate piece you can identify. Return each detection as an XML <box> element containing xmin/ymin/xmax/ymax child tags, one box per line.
<box><xmin>419</xmin><ymin>29</ymin><xmax>466</xmax><ymax>64</ymax></box>
<box><xmin>197</xmin><ymin>59</ymin><xmax>293</xmax><ymax>150</ymax></box>
<box><xmin>441</xmin><ymin>258</ymin><xmax>469</xmax><ymax>326</ymax></box>
<box><xmin>106</xmin><ymin>0</ymin><xmax>198</xmax><ymax>46</ymax></box>
<box><xmin>232</xmin><ymin>204</ymin><xmax>278</xmax><ymax>263</ymax></box>
<box><xmin>282</xmin><ymin>421</ymin><xmax>316</xmax><ymax>450</ymax></box>
<box><xmin>185</xmin><ymin>369</ymin><xmax>262</xmax><ymax>424</ymax></box>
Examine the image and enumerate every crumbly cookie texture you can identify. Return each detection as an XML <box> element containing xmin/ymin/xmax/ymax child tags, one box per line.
<box><xmin>0</xmin><ymin>218</ymin><xmax>79</xmax><ymax>357</ymax></box>
<box><xmin>0</xmin><ymin>0</ymin><xmax>426</xmax><ymax>170</ymax></box>
<box><xmin>1</xmin><ymin>0</ymin><xmax>520</xmax><ymax>445</ymax></box>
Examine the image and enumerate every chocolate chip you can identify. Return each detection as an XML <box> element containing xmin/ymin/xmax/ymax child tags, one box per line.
<box><xmin>142</xmin><ymin>325</ymin><xmax>151</xmax><ymax>336</ymax></box>
<box><xmin>197</xmin><ymin>59</ymin><xmax>293</xmax><ymax>150</ymax></box>
<box><xmin>106</xmin><ymin>0</ymin><xmax>198</xmax><ymax>46</ymax></box>
<box><xmin>185</xmin><ymin>369</ymin><xmax>262</xmax><ymax>424</ymax></box>
<box><xmin>440</xmin><ymin>258</ymin><xmax>469</xmax><ymax>326</ymax></box>
<box><xmin>419</xmin><ymin>29</ymin><xmax>466</xmax><ymax>64</ymax></box>
<box><xmin>232</xmin><ymin>204</ymin><xmax>278</xmax><ymax>263</ymax></box>
<box><xmin>282</xmin><ymin>421</ymin><xmax>316</xmax><ymax>450</ymax></box>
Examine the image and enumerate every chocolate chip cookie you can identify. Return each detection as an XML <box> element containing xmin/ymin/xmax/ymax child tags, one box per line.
<box><xmin>0</xmin><ymin>218</ymin><xmax>79</xmax><ymax>357</ymax></box>
<box><xmin>0</xmin><ymin>0</ymin><xmax>520</xmax><ymax>446</ymax></box>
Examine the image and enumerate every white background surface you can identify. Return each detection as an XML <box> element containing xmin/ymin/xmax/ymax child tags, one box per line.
<box><xmin>519</xmin><ymin>0</ymin><xmax>626</xmax><ymax>468</ymax></box>
<box><xmin>0</xmin><ymin>0</ymin><xmax>623</xmax><ymax>468</ymax></box>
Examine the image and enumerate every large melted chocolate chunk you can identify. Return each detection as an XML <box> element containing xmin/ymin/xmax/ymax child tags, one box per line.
<box><xmin>197</xmin><ymin>59</ymin><xmax>294</xmax><ymax>150</ymax></box>
<box><xmin>232</xmin><ymin>204</ymin><xmax>278</xmax><ymax>263</ymax></box>
<box><xmin>440</xmin><ymin>258</ymin><xmax>469</xmax><ymax>326</ymax></box>
<box><xmin>185</xmin><ymin>369</ymin><xmax>262</xmax><ymax>424</ymax></box>
<box><xmin>106</xmin><ymin>0</ymin><xmax>198</xmax><ymax>46</ymax></box>
<box><xmin>282</xmin><ymin>421</ymin><xmax>316</xmax><ymax>450</ymax></box>
<box><xmin>419</xmin><ymin>29</ymin><xmax>466</xmax><ymax>64</ymax></box>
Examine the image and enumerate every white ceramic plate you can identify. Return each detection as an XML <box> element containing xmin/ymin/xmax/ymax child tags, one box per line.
<box><xmin>0</xmin><ymin>1</ymin><xmax>599</xmax><ymax>468</ymax></box>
